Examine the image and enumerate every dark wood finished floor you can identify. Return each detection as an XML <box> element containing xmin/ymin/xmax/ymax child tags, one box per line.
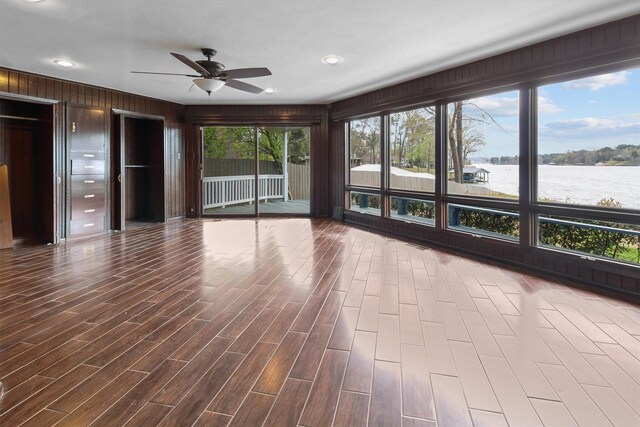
<box><xmin>1</xmin><ymin>218</ymin><xmax>639</xmax><ymax>426</ymax></box>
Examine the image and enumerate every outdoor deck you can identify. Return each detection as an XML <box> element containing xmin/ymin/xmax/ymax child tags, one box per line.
<box><xmin>204</xmin><ymin>199</ymin><xmax>310</xmax><ymax>215</ymax></box>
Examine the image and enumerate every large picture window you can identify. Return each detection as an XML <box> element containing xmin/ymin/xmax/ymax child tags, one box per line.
<box><xmin>349</xmin><ymin>117</ymin><xmax>381</xmax><ymax>188</ymax></box>
<box><xmin>447</xmin><ymin>90</ymin><xmax>520</xmax><ymax>199</ymax></box>
<box><xmin>343</xmin><ymin>64</ymin><xmax>640</xmax><ymax>269</ymax></box>
<box><xmin>537</xmin><ymin>68</ymin><xmax>640</xmax><ymax>210</ymax></box>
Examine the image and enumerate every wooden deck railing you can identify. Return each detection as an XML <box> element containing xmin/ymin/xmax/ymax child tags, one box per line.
<box><xmin>203</xmin><ymin>175</ymin><xmax>284</xmax><ymax>208</ymax></box>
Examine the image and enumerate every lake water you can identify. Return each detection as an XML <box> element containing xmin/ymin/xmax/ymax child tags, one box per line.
<box><xmin>474</xmin><ymin>164</ymin><xmax>640</xmax><ymax>210</ymax></box>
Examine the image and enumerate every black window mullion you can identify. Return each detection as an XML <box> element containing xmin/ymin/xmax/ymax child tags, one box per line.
<box><xmin>381</xmin><ymin>114</ymin><xmax>388</xmax><ymax>218</ymax></box>
<box><xmin>519</xmin><ymin>85</ymin><xmax>535</xmax><ymax>249</ymax></box>
<box><xmin>435</xmin><ymin>102</ymin><xmax>446</xmax><ymax>231</ymax></box>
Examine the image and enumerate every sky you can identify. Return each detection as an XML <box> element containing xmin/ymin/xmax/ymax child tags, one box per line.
<box><xmin>465</xmin><ymin>67</ymin><xmax>640</xmax><ymax>158</ymax></box>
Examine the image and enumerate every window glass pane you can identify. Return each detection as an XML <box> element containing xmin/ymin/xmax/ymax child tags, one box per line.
<box><xmin>448</xmin><ymin>204</ymin><xmax>519</xmax><ymax>240</ymax></box>
<box><xmin>202</xmin><ymin>126</ymin><xmax>256</xmax><ymax>215</ymax></box>
<box><xmin>390</xmin><ymin>197</ymin><xmax>435</xmax><ymax>226</ymax></box>
<box><xmin>447</xmin><ymin>91</ymin><xmax>520</xmax><ymax>199</ymax></box>
<box><xmin>258</xmin><ymin>127</ymin><xmax>311</xmax><ymax>214</ymax></box>
<box><xmin>539</xmin><ymin>215</ymin><xmax>640</xmax><ymax>265</ymax></box>
<box><xmin>389</xmin><ymin>108</ymin><xmax>436</xmax><ymax>192</ymax></box>
<box><xmin>349</xmin><ymin>192</ymin><xmax>381</xmax><ymax>215</ymax></box>
<box><xmin>537</xmin><ymin>68</ymin><xmax>640</xmax><ymax>210</ymax></box>
<box><xmin>349</xmin><ymin>117</ymin><xmax>381</xmax><ymax>187</ymax></box>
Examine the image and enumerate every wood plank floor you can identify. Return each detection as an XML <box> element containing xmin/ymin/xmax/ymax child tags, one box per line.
<box><xmin>1</xmin><ymin>218</ymin><xmax>639</xmax><ymax>426</ymax></box>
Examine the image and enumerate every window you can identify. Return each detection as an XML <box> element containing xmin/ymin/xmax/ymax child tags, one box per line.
<box><xmin>349</xmin><ymin>117</ymin><xmax>381</xmax><ymax>188</ymax></box>
<box><xmin>539</xmin><ymin>215</ymin><xmax>640</xmax><ymax>264</ymax></box>
<box><xmin>537</xmin><ymin>68</ymin><xmax>640</xmax><ymax>210</ymax></box>
<box><xmin>342</xmin><ymin>64</ymin><xmax>639</xmax><ymax>272</ymax></box>
<box><xmin>447</xmin><ymin>90</ymin><xmax>520</xmax><ymax>199</ymax></box>
<box><xmin>448</xmin><ymin>204</ymin><xmax>519</xmax><ymax>240</ymax></box>
<box><xmin>389</xmin><ymin>108</ymin><xmax>436</xmax><ymax>193</ymax></box>
<box><xmin>349</xmin><ymin>192</ymin><xmax>380</xmax><ymax>215</ymax></box>
<box><xmin>390</xmin><ymin>197</ymin><xmax>435</xmax><ymax>226</ymax></box>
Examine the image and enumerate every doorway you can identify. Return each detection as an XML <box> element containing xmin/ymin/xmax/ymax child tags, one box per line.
<box><xmin>112</xmin><ymin>113</ymin><xmax>165</xmax><ymax>230</ymax></box>
<box><xmin>0</xmin><ymin>98</ymin><xmax>55</xmax><ymax>244</ymax></box>
<box><xmin>201</xmin><ymin>126</ymin><xmax>311</xmax><ymax>216</ymax></box>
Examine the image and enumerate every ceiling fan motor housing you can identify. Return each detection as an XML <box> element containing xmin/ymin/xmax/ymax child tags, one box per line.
<box><xmin>196</xmin><ymin>60</ymin><xmax>226</xmax><ymax>76</ymax></box>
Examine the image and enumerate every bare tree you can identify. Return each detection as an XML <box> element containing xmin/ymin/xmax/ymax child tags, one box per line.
<box><xmin>448</xmin><ymin>102</ymin><xmax>465</xmax><ymax>183</ymax></box>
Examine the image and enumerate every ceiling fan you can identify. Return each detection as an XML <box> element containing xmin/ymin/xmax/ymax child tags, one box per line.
<box><xmin>131</xmin><ymin>48</ymin><xmax>271</xmax><ymax>95</ymax></box>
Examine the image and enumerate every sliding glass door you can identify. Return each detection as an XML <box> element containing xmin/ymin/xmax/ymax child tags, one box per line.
<box><xmin>202</xmin><ymin>126</ymin><xmax>310</xmax><ymax>216</ymax></box>
<box><xmin>202</xmin><ymin>126</ymin><xmax>256</xmax><ymax>215</ymax></box>
<box><xmin>258</xmin><ymin>127</ymin><xmax>310</xmax><ymax>214</ymax></box>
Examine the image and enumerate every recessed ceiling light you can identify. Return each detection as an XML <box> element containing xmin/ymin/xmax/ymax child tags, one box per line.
<box><xmin>25</xmin><ymin>0</ymin><xmax>45</xmax><ymax>3</ymax></box>
<box><xmin>54</xmin><ymin>59</ymin><xmax>74</xmax><ymax>68</ymax></box>
<box><xmin>322</xmin><ymin>55</ymin><xmax>343</xmax><ymax>65</ymax></box>
<box><xmin>264</xmin><ymin>88</ymin><xmax>275</xmax><ymax>94</ymax></box>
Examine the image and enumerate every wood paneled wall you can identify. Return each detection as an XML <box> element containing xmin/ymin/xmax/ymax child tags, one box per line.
<box><xmin>184</xmin><ymin>104</ymin><xmax>330</xmax><ymax>217</ymax></box>
<box><xmin>0</xmin><ymin>67</ymin><xmax>185</xmax><ymax>220</ymax></box>
<box><xmin>331</xmin><ymin>15</ymin><xmax>640</xmax><ymax>119</ymax></box>
<box><xmin>329</xmin><ymin>14</ymin><xmax>640</xmax><ymax>296</ymax></box>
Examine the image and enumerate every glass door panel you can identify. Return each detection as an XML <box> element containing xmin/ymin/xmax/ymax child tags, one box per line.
<box><xmin>202</xmin><ymin>126</ymin><xmax>256</xmax><ymax>215</ymax></box>
<box><xmin>258</xmin><ymin>127</ymin><xmax>311</xmax><ymax>214</ymax></box>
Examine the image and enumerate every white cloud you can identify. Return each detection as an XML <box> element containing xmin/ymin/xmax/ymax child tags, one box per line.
<box><xmin>563</xmin><ymin>70</ymin><xmax>629</xmax><ymax>91</ymax></box>
<box><xmin>538</xmin><ymin>96</ymin><xmax>562</xmax><ymax>114</ymax></box>
<box><xmin>540</xmin><ymin>116</ymin><xmax>640</xmax><ymax>140</ymax></box>
<box><xmin>469</xmin><ymin>96</ymin><xmax>519</xmax><ymax>117</ymax></box>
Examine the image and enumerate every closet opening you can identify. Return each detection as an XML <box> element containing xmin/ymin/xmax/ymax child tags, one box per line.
<box><xmin>112</xmin><ymin>112</ymin><xmax>165</xmax><ymax>230</ymax></box>
<box><xmin>0</xmin><ymin>98</ymin><xmax>55</xmax><ymax>245</ymax></box>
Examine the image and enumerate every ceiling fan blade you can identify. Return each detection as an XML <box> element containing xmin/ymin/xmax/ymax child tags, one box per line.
<box><xmin>225</xmin><ymin>79</ymin><xmax>264</xmax><ymax>94</ymax></box>
<box><xmin>131</xmin><ymin>71</ymin><xmax>200</xmax><ymax>77</ymax></box>
<box><xmin>170</xmin><ymin>52</ymin><xmax>211</xmax><ymax>77</ymax></box>
<box><xmin>224</xmin><ymin>67</ymin><xmax>272</xmax><ymax>79</ymax></box>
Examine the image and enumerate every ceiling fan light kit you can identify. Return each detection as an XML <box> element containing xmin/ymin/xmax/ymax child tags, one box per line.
<box><xmin>132</xmin><ymin>48</ymin><xmax>271</xmax><ymax>96</ymax></box>
<box><xmin>193</xmin><ymin>78</ymin><xmax>226</xmax><ymax>94</ymax></box>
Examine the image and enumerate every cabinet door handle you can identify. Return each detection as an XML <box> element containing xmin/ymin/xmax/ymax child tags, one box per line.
<box><xmin>84</xmin><ymin>165</ymin><xmax>95</xmax><ymax>169</ymax></box>
<box><xmin>83</xmin><ymin>180</ymin><xmax>95</xmax><ymax>184</ymax></box>
<box><xmin>83</xmin><ymin>223</ymin><xmax>95</xmax><ymax>227</ymax></box>
<box><xmin>118</xmin><ymin>174</ymin><xmax>121</xmax><ymax>183</ymax></box>
<box><xmin>84</xmin><ymin>209</ymin><xmax>95</xmax><ymax>213</ymax></box>
<box><xmin>83</xmin><ymin>154</ymin><xmax>95</xmax><ymax>158</ymax></box>
<box><xmin>84</xmin><ymin>194</ymin><xmax>95</xmax><ymax>198</ymax></box>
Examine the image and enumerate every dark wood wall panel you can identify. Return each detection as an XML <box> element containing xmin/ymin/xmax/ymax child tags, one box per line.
<box><xmin>0</xmin><ymin>66</ymin><xmax>185</xmax><ymax>220</ymax></box>
<box><xmin>183</xmin><ymin>104</ymin><xmax>330</xmax><ymax>217</ymax></box>
<box><xmin>331</xmin><ymin>15</ymin><xmax>640</xmax><ymax>119</ymax></box>
<box><xmin>329</xmin><ymin>120</ymin><xmax>345</xmax><ymax>220</ymax></box>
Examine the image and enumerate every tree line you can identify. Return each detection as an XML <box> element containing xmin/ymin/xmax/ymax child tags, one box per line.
<box><xmin>350</xmin><ymin>101</ymin><xmax>501</xmax><ymax>183</ymax></box>
<box><xmin>202</xmin><ymin>127</ymin><xmax>310</xmax><ymax>174</ymax></box>
<box><xmin>488</xmin><ymin>144</ymin><xmax>640</xmax><ymax>166</ymax></box>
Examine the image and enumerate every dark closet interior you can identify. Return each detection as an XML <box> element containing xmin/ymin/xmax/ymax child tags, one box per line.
<box><xmin>114</xmin><ymin>116</ymin><xmax>164</xmax><ymax>229</ymax></box>
<box><xmin>0</xmin><ymin>98</ymin><xmax>54</xmax><ymax>243</ymax></box>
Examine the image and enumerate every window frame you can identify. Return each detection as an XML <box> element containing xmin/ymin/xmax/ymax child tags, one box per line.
<box><xmin>343</xmin><ymin>63</ymin><xmax>640</xmax><ymax>268</ymax></box>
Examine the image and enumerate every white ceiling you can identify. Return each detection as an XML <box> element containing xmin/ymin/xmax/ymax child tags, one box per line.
<box><xmin>1</xmin><ymin>0</ymin><xmax>639</xmax><ymax>105</ymax></box>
